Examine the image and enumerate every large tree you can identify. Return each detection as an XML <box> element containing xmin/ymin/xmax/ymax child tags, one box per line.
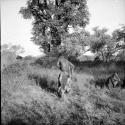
<box><xmin>19</xmin><ymin>0</ymin><xmax>89</xmax><ymax>56</ymax></box>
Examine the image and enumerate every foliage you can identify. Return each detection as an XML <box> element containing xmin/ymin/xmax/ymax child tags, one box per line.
<box><xmin>19</xmin><ymin>0</ymin><xmax>90</xmax><ymax>56</ymax></box>
<box><xmin>116</xmin><ymin>49</ymin><xmax>125</xmax><ymax>61</ymax></box>
<box><xmin>112</xmin><ymin>25</ymin><xmax>125</xmax><ymax>43</ymax></box>
<box><xmin>1</xmin><ymin>44</ymin><xmax>25</xmax><ymax>55</ymax></box>
<box><xmin>112</xmin><ymin>25</ymin><xmax>125</xmax><ymax>56</ymax></box>
<box><xmin>88</xmin><ymin>27</ymin><xmax>118</xmax><ymax>62</ymax></box>
<box><xmin>1</xmin><ymin>44</ymin><xmax>25</xmax><ymax>70</ymax></box>
<box><xmin>54</xmin><ymin>30</ymin><xmax>91</xmax><ymax>61</ymax></box>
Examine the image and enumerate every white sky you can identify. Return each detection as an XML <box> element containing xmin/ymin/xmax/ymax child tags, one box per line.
<box><xmin>1</xmin><ymin>0</ymin><xmax>125</xmax><ymax>56</ymax></box>
<box><xmin>86</xmin><ymin>0</ymin><xmax>125</xmax><ymax>34</ymax></box>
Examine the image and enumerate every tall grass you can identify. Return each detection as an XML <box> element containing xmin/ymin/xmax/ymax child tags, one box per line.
<box><xmin>1</xmin><ymin>59</ymin><xmax>125</xmax><ymax>125</ymax></box>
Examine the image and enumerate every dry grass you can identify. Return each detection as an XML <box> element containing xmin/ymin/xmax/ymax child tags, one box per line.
<box><xmin>1</xmin><ymin>58</ymin><xmax>125</xmax><ymax>125</ymax></box>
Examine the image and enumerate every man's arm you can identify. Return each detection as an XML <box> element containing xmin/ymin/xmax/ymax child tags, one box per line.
<box><xmin>69</xmin><ymin>62</ymin><xmax>74</xmax><ymax>76</ymax></box>
<box><xmin>57</xmin><ymin>60</ymin><xmax>63</xmax><ymax>71</ymax></box>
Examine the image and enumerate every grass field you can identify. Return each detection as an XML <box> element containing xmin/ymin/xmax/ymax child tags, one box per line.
<box><xmin>1</xmin><ymin>57</ymin><xmax>125</xmax><ymax>125</ymax></box>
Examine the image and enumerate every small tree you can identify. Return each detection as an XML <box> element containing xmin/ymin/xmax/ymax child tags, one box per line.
<box><xmin>89</xmin><ymin>27</ymin><xmax>123</xmax><ymax>62</ymax></box>
<box><xmin>104</xmin><ymin>38</ymin><xmax>117</xmax><ymax>62</ymax></box>
<box><xmin>89</xmin><ymin>27</ymin><xmax>110</xmax><ymax>61</ymax></box>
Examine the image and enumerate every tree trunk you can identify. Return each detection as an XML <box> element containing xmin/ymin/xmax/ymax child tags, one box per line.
<box><xmin>100</xmin><ymin>51</ymin><xmax>105</xmax><ymax>62</ymax></box>
<box><xmin>50</xmin><ymin>26</ymin><xmax>61</xmax><ymax>47</ymax></box>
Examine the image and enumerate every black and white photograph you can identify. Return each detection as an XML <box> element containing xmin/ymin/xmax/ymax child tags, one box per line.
<box><xmin>1</xmin><ymin>0</ymin><xmax>125</xmax><ymax>125</ymax></box>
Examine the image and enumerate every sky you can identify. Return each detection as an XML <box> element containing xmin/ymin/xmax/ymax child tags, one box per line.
<box><xmin>1</xmin><ymin>0</ymin><xmax>125</xmax><ymax>56</ymax></box>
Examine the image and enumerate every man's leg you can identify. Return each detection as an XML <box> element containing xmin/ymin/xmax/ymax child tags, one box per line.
<box><xmin>57</xmin><ymin>71</ymin><xmax>64</xmax><ymax>97</ymax></box>
<box><xmin>65</xmin><ymin>77</ymin><xmax>71</xmax><ymax>93</ymax></box>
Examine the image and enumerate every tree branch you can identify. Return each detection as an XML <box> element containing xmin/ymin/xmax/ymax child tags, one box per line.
<box><xmin>55</xmin><ymin>0</ymin><xmax>59</xmax><ymax>7</ymax></box>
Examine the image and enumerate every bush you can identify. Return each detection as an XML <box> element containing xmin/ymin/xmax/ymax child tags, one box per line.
<box><xmin>16</xmin><ymin>55</ymin><xmax>23</xmax><ymax>60</ymax></box>
<box><xmin>23</xmin><ymin>56</ymin><xmax>34</xmax><ymax>60</ymax></box>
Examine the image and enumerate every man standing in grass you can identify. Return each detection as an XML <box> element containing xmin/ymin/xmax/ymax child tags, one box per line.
<box><xmin>57</xmin><ymin>54</ymin><xmax>74</xmax><ymax>97</ymax></box>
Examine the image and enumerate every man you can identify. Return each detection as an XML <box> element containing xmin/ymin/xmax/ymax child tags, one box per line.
<box><xmin>57</xmin><ymin>55</ymin><xmax>74</xmax><ymax>77</ymax></box>
<box><xmin>57</xmin><ymin>55</ymin><xmax>74</xmax><ymax>97</ymax></box>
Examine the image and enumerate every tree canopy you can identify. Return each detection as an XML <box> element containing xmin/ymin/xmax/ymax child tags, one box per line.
<box><xmin>112</xmin><ymin>25</ymin><xmax>125</xmax><ymax>42</ymax></box>
<box><xmin>19</xmin><ymin>0</ymin><xmax>90</xmax><ymax>55</ymax></box>
<box><xmin>87</xmin><ymin>27</ymin><xmax>118</xmax><ymax>62</ymax></box>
